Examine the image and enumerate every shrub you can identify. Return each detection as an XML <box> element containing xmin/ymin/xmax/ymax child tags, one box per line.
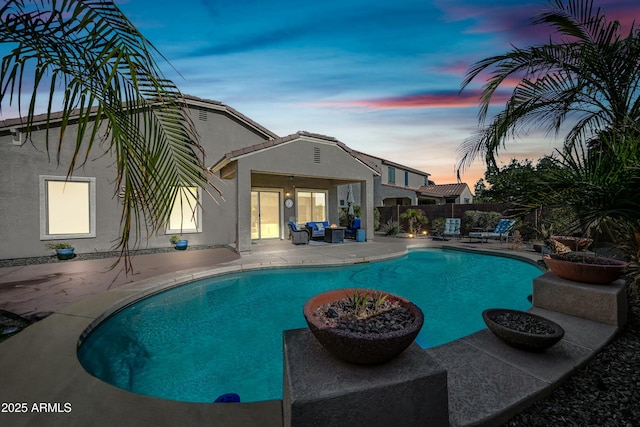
<box><xmin>430</xmin><ymin>218</ymin><xmax>445</xmax><ymax>237</ymax></box>
<box><xmin>380</xmin><ymin>219</ymin><xmax>403</xmax><ymax>236</ymax></box>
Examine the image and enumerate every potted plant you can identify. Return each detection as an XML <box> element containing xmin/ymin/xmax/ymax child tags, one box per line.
<box><xmin>543</xmin><ymin>240</ymin><xmax>628</xmax><ymax>284</ymax></box>
<box><xmin>170</xmin><ymin>235</ymin><xmax>188</xmax><ymax>250</ymax></box>
<box><xmin>303</xmin><ymin>288</ymin><xmax>424</xmax><ymax>365</ymax></box>
<box><xmin>482</xmin><ymin>308</ymin><xmax>565</xmax><ymax>352</ymax></box>
<box><xmin>45</xmin><ymin>242</ymin><xmax>75</xmax><ymax>260</ymax></box>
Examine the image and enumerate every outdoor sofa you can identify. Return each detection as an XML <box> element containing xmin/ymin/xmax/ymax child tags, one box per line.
<box><xmin>305</xmin><ymin>221</ymin><xmax>329</xmax><ymax>240</ymax></box>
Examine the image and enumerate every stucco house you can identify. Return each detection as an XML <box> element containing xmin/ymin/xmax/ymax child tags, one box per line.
<box><xmin>336</xmin><ymin>151</ymin><xmax>434</xmax><ymax>208</ymax></box>
<box><xmin>417</xmin><ymin>183</ymin><xmax>474</xmax><ymax>205</ymax></box>
<box><xmin>0</xmin><ymin>95</ymin><xmax>380</xmax><ymax>259</ymax></box>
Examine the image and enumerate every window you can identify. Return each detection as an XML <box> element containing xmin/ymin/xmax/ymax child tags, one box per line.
<box><xmin>424</xmin><ymin>176</ymin><xmax>429</xmax><ymax>186</ymax></box>
<box><xmin>404</xmin><ymin>171</ymin><xmax>409</xmax><ymax>186</ymax></box>
<box><xmin>167</xmin><ymin>186</ymin><xmax>201</xmax><ymax>233</ymax></box>
<box><xmin>296</xmin><ymin>190</ymin><xmax>327</xmax><ymax>223</ymax></box>
<box><xmin>40</xmin><ymin>175</ymin><xmax>96</xmax><ymax>239</ymax></box>
<box><xmin>388</xmin><ymin>167</ymin><xmax>396</xmax><ymax>184</ymax></box>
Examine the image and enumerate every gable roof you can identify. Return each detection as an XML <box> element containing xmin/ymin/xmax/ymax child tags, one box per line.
<box><xmin>181</xmin><ymin>94</ymin><xmax>278</xmax><ymax>140</ymax></box>
<box><xmin>0</xmin><ymin>94</ymin><xmax>278</xmax><ymax>141</ymax></box>
<box><xmin>210</xmin><ymin>130</ymin><xmax>379</xmax><ymax>175</ymax></box>
<box><xmin>418</xmin><ymin>183</ymin><xmax>470</xmax><ymax>197</ymax></box>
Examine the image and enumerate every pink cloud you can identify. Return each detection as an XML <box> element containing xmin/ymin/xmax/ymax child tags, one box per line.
<box><xmin>310</xmin><ymin>90</ymin><xmax>511</xmax><ymax>110</ymax></box>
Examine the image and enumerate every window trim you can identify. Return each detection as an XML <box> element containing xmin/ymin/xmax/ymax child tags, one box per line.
<box><xmin>388</xmin><ymin>166</ymin><xmax>396</xmax><ymax>184</ymax></box>
<box><xmin>295</xmin><ymin>189</ymin><xmax>328</xmax><ymax>223</ymax></box>
<box><xmin>166</xmin><ymin>185</ymin><xmax>202</xmax><ymax>235</ymax></box>
<box><xmin>39</xmin><ymin>175</ymin><xmax>96</xmax><ymax>240</ymax></box>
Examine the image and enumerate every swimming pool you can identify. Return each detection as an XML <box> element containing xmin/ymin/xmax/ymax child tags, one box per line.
<box><xmin>78</xmin><ymin>248</ymin><xmax>541</xmax><ymax>403</ymax></box>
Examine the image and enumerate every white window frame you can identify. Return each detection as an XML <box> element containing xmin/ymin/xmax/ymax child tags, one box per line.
<box><xmin>39</xmin><ymin>175</ymin><xmax>96</xmax><ymax>240</ymax></box>
<box><xmin>166</xmin><ymin>185</ymin><xmax>202</xmax><ymax>234</ymax></box>
<box><xmin>295</xmin><ymin>189</ymin><xmax>328</xmax><ymax>223</ymax></box>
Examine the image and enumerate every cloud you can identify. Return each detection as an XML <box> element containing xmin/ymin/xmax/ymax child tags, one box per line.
<box><xmin>308</xmin><ymin>90</ymin><xmax>511</xmax><ymax>110</ymax></box>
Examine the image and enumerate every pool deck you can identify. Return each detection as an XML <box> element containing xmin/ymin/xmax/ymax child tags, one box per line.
<box><xmin>0</xmin><ymin>237</ymin><xmax>619</xmax><ymax>427</ymax></box>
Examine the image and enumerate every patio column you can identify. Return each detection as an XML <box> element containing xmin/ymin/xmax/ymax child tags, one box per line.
<box><xmin>360</xmin><ymin>178</ymin><xmax>374</xmax><ymax>241</ymax></box>
<box><xmin>236</xmin><ymin>166</ymin><xmax>252</xmax><ymax>253</ymax></box>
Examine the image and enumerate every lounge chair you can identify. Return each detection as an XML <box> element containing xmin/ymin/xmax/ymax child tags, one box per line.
<box><xmin>345</xmin><ymin>218</ymin><xmax>361</xmax><ymax>239</ymax></box>
<box><xmin>468</xmin><ymin>219</ymin><xmax>516</xmax><ymax>243</ymax></box>
<box><xmin>288</xmin><ymin>222</ymin><xmax>310</xmax><ymax>245</ymax></box>
<box><xmin>443</xmin><ymin>218</ymin><xmax>461</xmax><ymax>240</ymax></box>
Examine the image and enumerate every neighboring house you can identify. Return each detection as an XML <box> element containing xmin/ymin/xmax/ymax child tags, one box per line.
<box><xmin>337</xmin><ymin>151</ymin><xmax>434</xmax><ymax>208</ymax></box>
<box><xmin>0</xmin><ymin>95</ymin><xmax>378</xmax><ymax>259</ymax></box>
<box><xmin>417</xmin><ymin>183</ymin><xmax>474</xmax><ymax>205</ymax></box>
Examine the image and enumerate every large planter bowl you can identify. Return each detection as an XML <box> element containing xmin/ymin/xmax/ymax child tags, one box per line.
<box><xmin>543</xmin><ymin>254</ymin><xmax>628</xmax><ymax>284</ymax></box>
<box><xmin>482</xmin><ymin>308</ymin><xmax>565</xmax><ymax>352</ymax></box>
<box><xmin>551</xmin><ymin>235</ymin><xmax>593</xmax><ymax>251</ymax></box>
<box><xmin>303</xmin><ymin>288</ymin><xmax>424</xmax><ymax>365</ymax></box>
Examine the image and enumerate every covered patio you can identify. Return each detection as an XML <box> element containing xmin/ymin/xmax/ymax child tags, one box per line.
<box><xmin>211</xmin><ymin>131</ymin><xmax>379</xmax><ymax>252</ymax></box>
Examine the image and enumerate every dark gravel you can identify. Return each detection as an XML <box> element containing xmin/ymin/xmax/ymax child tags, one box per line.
<box><xmin>0</xmin><ymin>244</ymin><xmax>222</xmax><ymax>268</ymax></box>
<box><xmin>317</xmin><ymin>298</ymin><xmax>415</xmax><ymax>334</ymax></box>
<box><xmin>492</xmin><ymin>311</ymin><xmax>558</xmax><ymax>335</ymax></box>
<box><xmin>504</xmin><ymin>292</ymin><xmax>640</xmax><ymax>427</ymax></box>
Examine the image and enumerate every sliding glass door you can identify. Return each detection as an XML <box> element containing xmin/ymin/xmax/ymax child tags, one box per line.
<box><xmin>251</xmin><ymin>190</ymin><xmax>281</xmax><ymax>239</ymax></box>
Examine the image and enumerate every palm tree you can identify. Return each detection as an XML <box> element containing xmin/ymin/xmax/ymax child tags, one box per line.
<box><xmin>457</xmin><ymin>0</ymin><xmax>640</xmax><ymax>232</ymax></box>
<box><xmin>0</xmin><ymin>1</ymin><xmax>219</xmax><ymax>269</ymax></box>
<box><xmin>400</xmin><ymin>208</ymin><xmax>427</xmax><ymax>235</ymax></box>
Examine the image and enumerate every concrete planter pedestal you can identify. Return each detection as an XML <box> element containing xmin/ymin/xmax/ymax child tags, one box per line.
<box><xmin>283</xmin><ymin>328</ymin><xmax>448</xmax><ymax>427</ymax></box>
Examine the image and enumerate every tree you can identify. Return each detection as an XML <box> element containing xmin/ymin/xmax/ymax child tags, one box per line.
<box><xmin>457</xmin><ymin>0</ymin><xmax>640</xmax><ymax>233</ymax></box>
<box><xmin>0</xmin><ymin>1</ymin><xmax>219</xmax><ymax>269</ymax></box>
<box><xmin>400</xmin><ymin>208</ymin><xmax>427</xmax><ymax>235</ymax></box>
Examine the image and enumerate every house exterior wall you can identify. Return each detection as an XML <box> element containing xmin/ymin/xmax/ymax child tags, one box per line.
<box><xmin>0</xmin><ymin>103</ymin><xmax>271</xmax><ymax>260</ymax></box>
<box><xmin>376</xmin><ymin>180</ymin><xmax>418</xmax><ymax>206</ymax></box>
<box><xmin>337</xmin><ymin>153</ymin><xmax>431</xmax><ymax>208</ymax></box>
<box><xmin>457</xmin><ymin>187</ymin><xmax>474</xmax><ymax>204</ymax></box>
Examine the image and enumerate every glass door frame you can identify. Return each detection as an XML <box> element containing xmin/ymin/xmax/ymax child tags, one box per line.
<box><xmin>250</xmin><ymin>188</ymin><xmax>284</xmax><ymax>240</ymax></box>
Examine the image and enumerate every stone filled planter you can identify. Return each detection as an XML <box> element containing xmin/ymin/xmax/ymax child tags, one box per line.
<box><xmin>303</xmin><ymin>288</ymin><xmax>424</xmax><ymax>365</ymax></box>
<box><xmin>543</xmin><ymin>254</ymin><xmax>628</xmax><ymax>284</ymax></box>
<box><xmin>482</xmin><ymin>308</ymin><xmax>565</xmax><ymax>352</ymax></box>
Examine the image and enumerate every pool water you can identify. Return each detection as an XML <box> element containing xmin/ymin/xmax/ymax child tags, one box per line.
<box><xmin>78</xmin><ymin>249</ymin><xmax>541</xmax><ymax>403</ymax></box>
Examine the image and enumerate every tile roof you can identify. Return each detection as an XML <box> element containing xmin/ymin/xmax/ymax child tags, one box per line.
<box><xmin>0</xmin><ymin>94</ymin><xmax>278</xmax><ymax>140</ymax></box>
<box><xmin>418</xmin><ymin>183</ymin><xmax>469</xmax><ymax>197</ymax></box>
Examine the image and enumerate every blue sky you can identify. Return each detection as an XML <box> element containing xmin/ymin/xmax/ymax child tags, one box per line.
<box><xmin>4</xmin><ymin>0</ymin><xmax>640</xmax><ymax>186</ymax></box>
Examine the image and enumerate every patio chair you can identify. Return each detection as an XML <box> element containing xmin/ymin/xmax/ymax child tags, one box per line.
<box><xmin>468</xmin><ymin>218</ymin><xmax>516</xmax><ymax>243</ymax></box>
<box><xmin>345</xmin><ymin>218</ymin><xmax>361</xmax><ymax>239</ymax></box>
<box><xmin>443</xmin><ymin>218</ymin><xmax>461</xmax><ymax>240</ymax></box>
<box><xmin>288</xmin><ymin>222</ymin><xmax>310</xmax><ymax>245</ymax></box>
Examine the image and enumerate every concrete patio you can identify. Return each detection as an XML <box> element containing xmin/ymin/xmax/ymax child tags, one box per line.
<box><xmin>0</xmin><ymin>237</ymin><xmax>620</xmax><ymax>426</ymax></box>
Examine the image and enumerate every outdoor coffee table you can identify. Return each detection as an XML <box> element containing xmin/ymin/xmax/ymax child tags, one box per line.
<box><xmin>324</xmin><ymin>227</ymin><xmax>345</xmax><ymax>243</ymax></box>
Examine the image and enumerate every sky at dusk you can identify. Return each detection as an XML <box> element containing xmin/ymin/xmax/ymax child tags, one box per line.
<box><xmin>3</xmin><ymin>0</ymin><xmax>640</xmax><ymax>187</ymax></box>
